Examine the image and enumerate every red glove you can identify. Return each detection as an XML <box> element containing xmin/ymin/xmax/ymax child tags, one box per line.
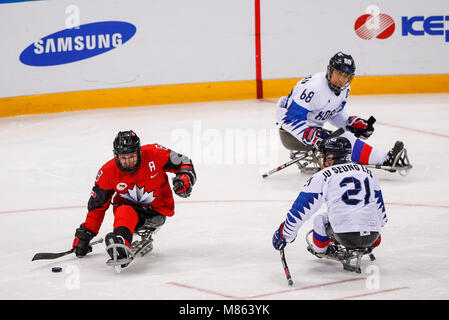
<box><xmin>172</xmin><ymin>173</ymin><xmax>193</xmax><ymax>198</ymax></box>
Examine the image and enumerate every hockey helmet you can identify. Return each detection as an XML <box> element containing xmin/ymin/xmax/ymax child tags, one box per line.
<box><xmin>113</xmin><ymin>130</ymin><xmax>142</xmax><ymax>173</ymax></box>
<box><xmin>318</xmin><ymin>136</ymin><xmax>352</xmax><ymax>166</ymax></box>
<box><xmin>327</xmin><ymin>52</ymin><xmax>356</xmax><ymax>94</ymax></box>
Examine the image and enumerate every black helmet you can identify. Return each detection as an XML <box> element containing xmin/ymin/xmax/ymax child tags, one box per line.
<box><xmin>318</xmin><ymin>137</ymin><xmax>352</xmax><ymax>166</ymax></box>
<box><xmin>327</xmin><ymin>52</ymin><xmax>356</xmax><ymax>94</ymax></box>
<box><xmin>113</xmin><ymin>130</ymin><xmax>142</xmax><ymax>173</ymax></box>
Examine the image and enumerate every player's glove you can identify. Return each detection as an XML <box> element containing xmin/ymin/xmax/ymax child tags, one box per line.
<box><xmin>72</xmin><ymin>224</ymin><xmax>96</xmax><ymax>257</ymax></box>
<box><xmin>301</xmin><ymin>127</ymin><xmax>329</xmax><ymax>149</ymax></box>
<box><xmin>346</xmin><ymin>116</ymin><xmax>374</xmax><ymax>139</ymax></box>
<box><xmin>172</xmin><ymin>172</ymin><xmax>193</xmax><ymax>198</ymax></box>
<box><xmin>272</xmin><ymin>223</ymin><xmax>287</xmax><ymax>250</ymax></box>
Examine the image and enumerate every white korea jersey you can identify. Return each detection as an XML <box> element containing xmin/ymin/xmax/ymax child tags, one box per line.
<box><xmin>276</xmin><ymin>72</ymin><xmax>350</xmax><ymax>138</ymax></box>
<box><xmin>281</xmin><ymin>163</ymin><xmax>388</xmax><ymax>242</ymax></box>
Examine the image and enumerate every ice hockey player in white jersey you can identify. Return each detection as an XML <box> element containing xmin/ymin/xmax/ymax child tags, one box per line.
<box><xmin>272</xmin><ymin>137</ymin><xmax>387</xmax><ymax>256</ymax></box>
<box><xmin>275</xmin><ymin>51</ymin><xmax>407</xmax><ymax>170</ymax></box>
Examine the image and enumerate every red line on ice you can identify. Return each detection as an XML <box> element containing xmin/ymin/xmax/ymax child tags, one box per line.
<box><xmin>1</xmin><ymin>200</ymin><xmax>448</xmax><ymax>215</ymax></box>
<box><xmin>168</xmin><ymin>277</ymin><xmax>366</xmax><ymax>300</ymax></box>
<box><xmin>334</xmin><ymin>286</ymin><xmax>409</xmax><ymax>300</ymax></box>
<box><xmin>377</xmin><ymin>121</ymin><xmax>449</xmax><ymax>139</ymax></box>
<box><xmin>167</xmin><ymin>282</ymin><xmax>242</xmax><ymax>300</ymax></box>
<box><xmin>245</xmin><ymin>277</ymin><xmax>366</xmax><ymax>299</ymax></box>
<box><xmin>0</xmin><ymin>205</ymin><xmax>85</xmax><ymax>214</ymax></box>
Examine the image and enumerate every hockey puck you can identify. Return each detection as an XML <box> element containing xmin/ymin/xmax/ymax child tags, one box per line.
<box><xmin>52</xmin><ymin>267</ymin><xmax>62</xmax><ymax>273</ymax></box>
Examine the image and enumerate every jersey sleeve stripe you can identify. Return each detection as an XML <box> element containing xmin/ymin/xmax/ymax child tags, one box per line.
<box><xmin>282</xmin><ymin>100</ymin><xmax>310</xmax><ymax>124</ymax></box>
<box><xmin>351</xmin><ymin>139</ymin><xmax>373</xmax><ymax>164</ymax></box>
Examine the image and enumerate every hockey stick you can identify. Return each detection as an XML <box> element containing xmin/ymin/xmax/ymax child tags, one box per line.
<box><xmin>280</xmin><ymin>248</ymin><xmax>293</xmax><ymax>286</ymax></box>
<box><xmin>363</xmin><ymin>163</ymin><xmax>413</xmax><ymax>176</ymax></box>
<box><xmin>262</xmin><ymin>127</ymin><xmax>345</xmax><ymax>179</ymax></box>
<box><xmin>262</xmin><ymin>150</ymin><xmax>313</xmax><ymax>179</ymax></box>
<box><xmin>32</xmin><ymin>238</ymin><xmax>104</xmax><ymax>261</ymax></box>
<box><xmin>367</xmin><ymin>115</ymin><xmax>376</xmax><ymax>126</ymax></box>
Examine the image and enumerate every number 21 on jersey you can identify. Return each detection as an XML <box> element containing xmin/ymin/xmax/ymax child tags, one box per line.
<box><xmin>339</xmin><ymin>176</ymin><xmax>371</xmax><ymax>206</ymax></box>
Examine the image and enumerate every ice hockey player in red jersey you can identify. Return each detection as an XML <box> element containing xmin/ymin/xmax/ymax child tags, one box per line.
<box><xmin>72</xmin><ymin>130</ymin><xmax>196</xmax><ymax>268</ymax></box>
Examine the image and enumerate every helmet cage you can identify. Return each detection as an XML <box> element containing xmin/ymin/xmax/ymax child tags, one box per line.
<box><xmin>319</xmin><ymin>137</ymin><xmax>352</xmax><ymax>166</ymax></box>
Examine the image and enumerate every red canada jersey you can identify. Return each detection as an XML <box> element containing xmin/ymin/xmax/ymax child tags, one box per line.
<box><xmin>84</xmin><ymin>143</ymin><xmax>194</xmax><ymax>234</ymax></box>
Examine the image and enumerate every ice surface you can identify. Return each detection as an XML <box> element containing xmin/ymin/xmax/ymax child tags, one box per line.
<box><xmin>0</xmin><ymin>94</ymin><xmax>448</xmax><ymax>300</ymax></box>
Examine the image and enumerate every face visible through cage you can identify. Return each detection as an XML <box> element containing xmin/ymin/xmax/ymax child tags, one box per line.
<box><xmin>319</xmin><ymin>152</ymin><xmax>351</xmax><ymax>168</ymax></box>
<box><xmin>328</xmin><ymin>68</ymin><xmax>354</xmax><ymax>90</ymax></box>
<box><xmin>117</xmin><ymin>152</ymin><xmax>138</xmax><ymax>171</ymax></box>
<box><xmin>319</xmin><ymin>153</ymin><xmax>335</xmax><ymax>168</ymax></box>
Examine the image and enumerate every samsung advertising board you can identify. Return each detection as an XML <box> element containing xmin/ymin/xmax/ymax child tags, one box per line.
<box><xmin>19</xmin><ymin>21</ymin><xmax>137</xmax><ymax>66</ymax></box>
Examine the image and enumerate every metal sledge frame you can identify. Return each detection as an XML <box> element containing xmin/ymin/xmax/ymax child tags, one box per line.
<box><xmin>305</xmin><ymin>230</ymin><xmax>376</xmax><ymax>274</ymax></box>
<box><xmin>364</xmin><ymin>147</ymin><xmax>413</xmax><ymax>176</ymax></box>
<box><xmin>105</xmin><ymin>226</ymin><xmax>158</xmax><ymax>273</ymax></box>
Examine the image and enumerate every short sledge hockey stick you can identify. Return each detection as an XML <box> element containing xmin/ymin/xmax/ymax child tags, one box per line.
<box><xmin>32</xmin><ymin>238</ymin><xmax>104</xmax><ymax>261</ymax></box>
<box><xmin>280</xmin><ymin>248</ymin><xmax>293</xmax><ymax>286</ymax></box>
<box><xmin>262</xmin><ymin>127</ymin><xmax>345</xmax><ymax>179</ymax></box>
<box><xmin>262</xmin><ymin>150</ymin><xmax>313</xmax><ymax>179</ymax></box>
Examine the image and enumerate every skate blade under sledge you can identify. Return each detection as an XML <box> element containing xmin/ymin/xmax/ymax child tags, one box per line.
<box><xmin>306</xmin><ymin>230</ymin><xmax>376</xmax><ymax>274</ymax></box>
<box><xmin>131</xmin><ymin>239</ymin><xmax>153</xmax><ymax>257</ymax></box>
<box><xmin>365</xmin><ymin>148</ymin><xmax>413</xmax><ymax>176</ymax></box>
<box><xmin>314</xmin><ymin>249</ymin><xmax>371</xmax><ymax>274</ymax></box>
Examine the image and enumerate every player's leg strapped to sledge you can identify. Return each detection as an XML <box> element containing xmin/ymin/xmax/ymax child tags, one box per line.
<box><xmin>105</xmin><ymin>204</ymin><xmax>166</xmax><ymax>270</ymax></box>
<box><xmin>276</xmin><ymin>106</ymin><xmax>411</xmax><ymax>175</ymax></box>
<box><xmin>105</xmin><ymin>205</ymin><xmax>139</xmax><ymax>268</ymax></box>
<box><xmin>306</xmin><ymin>212</ymin><xmax>381</xmax><ymax>273</ymax></box>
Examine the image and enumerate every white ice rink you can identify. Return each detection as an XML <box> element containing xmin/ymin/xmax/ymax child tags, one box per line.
<box><xmin>1</xmin><ymin>94</ymin><xmax>449</xmax><ymax>300</ymax></box>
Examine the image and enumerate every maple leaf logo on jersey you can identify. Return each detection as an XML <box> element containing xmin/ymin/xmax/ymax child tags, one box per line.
<box><xmin>119</xmin><ymin>185</ymin><xmax>156</xmax><ymax>205</ymax></box>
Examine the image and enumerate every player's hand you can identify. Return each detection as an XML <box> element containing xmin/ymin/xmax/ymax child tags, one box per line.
<box><xmin>272</xmin><ymin>223</ymin><xmax>287</xmax><ymax>250</ymax></box>
<box><xmin>172</xmin><ymin>173</ymin><xmax>192</xmax><ymax>198</ymax></box>
<box><xmin>346</xmin><ymin>116</ymin><xmax>374</xmax><ymax>139</ymax></box>
<box><xmin>302</xmin><ymin>127</ymin><xmax>329</xmax><ymax>148</ymax></box>
<box><xmin>72</xmin><ymin>224</ymin><xmax>95</xmax><ymax>257</ymax></box>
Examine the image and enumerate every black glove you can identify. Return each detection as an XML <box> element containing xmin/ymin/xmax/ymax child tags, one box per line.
<box><xmin>72</xmin><ymin>224</ymin><xmax>96</xmax><ymax>257</ymax></box>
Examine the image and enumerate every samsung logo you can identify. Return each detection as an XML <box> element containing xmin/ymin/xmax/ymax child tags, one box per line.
<box><xmin>20</xmin><ymin>21</ymin><xmax>136</xmax><ymax>66</ymax></box>
<box><xmin>33</xmin><ymin>33</ymin><xmax>124</xmax><ymax>54</ymax></box>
